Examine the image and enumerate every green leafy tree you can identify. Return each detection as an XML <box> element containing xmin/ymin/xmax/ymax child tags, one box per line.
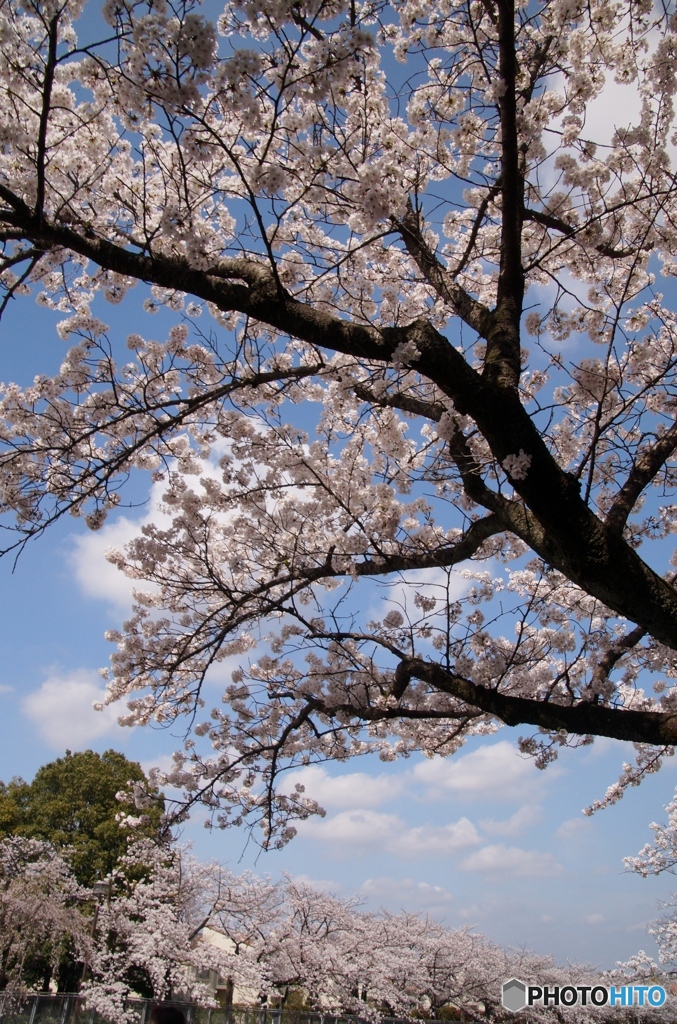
<box><xmin>0</xmin><ymin>750</ymin><xmax>165</xmax><ymax>888</ymax></box>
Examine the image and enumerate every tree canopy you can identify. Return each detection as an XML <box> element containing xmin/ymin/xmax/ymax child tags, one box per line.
<box><xmin>0</xmin><ymin>836</ymin><xmax>88</xmax><ymax>994</ymax></box>
<box><xmin>6</xmin><ymin>834</ymin><xmax>674</xmax><ymax>1020</ymax></box>
<box><xmin>0</xmin><ymin>0</ymin><xmax>677</xmax><ymax>842</ymax></box>
<box><xmin>0</xmin><ymin>749</ymin><xmax>165</xmax><ymax>885</ymax></box>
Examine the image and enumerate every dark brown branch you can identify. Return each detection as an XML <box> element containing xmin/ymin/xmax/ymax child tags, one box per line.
<box><xmin>479</xmin><ymin>0</ymin><xmax>498</xmax><ymax>26</ymax></box>
<box><xmin>353</xmin><ymin>382</ymin><xmax>447</xmax><ymax>422</ymax></box>
<box><xmin>395</xmin><ymin>656</ymin><xmax>677</xmax><ymax>745</ymax></box>
<box><xmin>354</xmin><ymin>513</ymin><xmax>504</xmax><ymax>576</ymax></box>
<box><xmin>606</xmin><ymin>421</ymin><xmax>677</xmax><ymax>534</ymax></box>
<box><xmin>523</xmin><ymin>207</ymin><xmax>654</xmax><ymax>260</ymax></box>
<box><xmin>0</xmin><ymin>249</ymin><xmax>45</xmax><ymax>317</ymax></box>
<box><xmin>0</xmin><ymin>362</ymin><xmax>324</xmax><ymax>528</ymax></box>
<box><xmin>523</xmin><ymin>36</ymin><xmax>554</xmax><ymax>103</ymax></box>
<box><xmin>290</xmin><ymin>8</ymin><xmax>324</xmax><ymax>39</ymax></box>
<box><xmin>35</xmin><ymin>17</ymin><xmax>59</xmax><ymax>222</ymax></box>
<box><xmin>485</xmin><ymin>0</ymin><xmax>523</xmax><ymax>391</ymax></box>
<box><xmin>352</xmin><ymin>381</ymin><xmax>512</xmax><ymax>513</ymax></box>
<box><xmin>3</xmin><ymin>186</ymin><xmax>677</xmax><ymax>651</ymax></box>
<box><xmin>392</xmin><ymin>202</ymin><xmax>494</xmax><ymax>339</ymax></box>
<box><xmin>452</xmin><ymin>182</ymin><xmax>501</xmax><ymax>279</ymax></box>
<box><xmin>0</xmin><ymin>187</ymin><xmax>392</xmax><ymax>360</ymax></box>
<box><xmin>589</xmin><ymin>625</ymin><xmax>647</xmax><ymax>694</ymax></box>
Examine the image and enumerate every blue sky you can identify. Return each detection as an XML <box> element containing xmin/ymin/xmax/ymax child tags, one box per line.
<box><xmin>1</xmin><ymin>286</ymin><xmax>677</xmax><ymax>974</ymax></box>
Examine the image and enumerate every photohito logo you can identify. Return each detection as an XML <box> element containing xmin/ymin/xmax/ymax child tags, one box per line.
<box><xmin>501</xmin><ymin>979</ymin><xmax>666</xmax><ymax>1012</ymax></box>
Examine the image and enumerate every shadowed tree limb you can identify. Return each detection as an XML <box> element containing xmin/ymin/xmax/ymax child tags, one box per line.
<box><xmin>393</xmin><ymin>656</ymin><xmax>677</xmax><ymax>745</ymax></box>
<box><xmin>606</xmin><ymin>421</ymin><xmax>677</xmax><ymax>535</ymax></box>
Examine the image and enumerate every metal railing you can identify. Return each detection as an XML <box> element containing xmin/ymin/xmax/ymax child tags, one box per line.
<box><xmin>0</xmin><ymin>996</ymin><xmax>448</xmax><ymax>1024</ymax></box>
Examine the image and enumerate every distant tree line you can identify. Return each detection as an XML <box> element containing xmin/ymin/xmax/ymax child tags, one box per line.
<box><xmin>1</xmin><ymin>751</ymin><xmax>676</xmax><ymax>1024</ymax></box>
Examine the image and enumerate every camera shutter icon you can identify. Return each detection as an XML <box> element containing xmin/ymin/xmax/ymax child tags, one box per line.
<box><xmin>502</xmin><ymin>978</ymin><xmax>527</xmax><ymax>1012</ymax></box>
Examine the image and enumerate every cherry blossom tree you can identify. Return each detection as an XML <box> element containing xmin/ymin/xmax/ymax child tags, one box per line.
<box><xmin>0</xmin><ymin>836</ymin><xmax>88</xmax><ymax>994</ymax></box>
<box><xmin>83</xmin><ymin>839</ymin><xmax>241</xmax><ymax>1022</ymax></box>
<box><xmin>1</xmin><ymin>0</ymin><xmax>677</xmax><ymax>840</ymax></box>
<box><xmin>0</xmin><ymin>831</ymin><xmax>257</xmax><ymax>1011</ymax></box>
<box><xmin>619</xmin><ymin>798</ymin><xmax>677</xmax><ymax>984</ymax></box>
<box><xmin>102</xmin><ymin>863</ymin><xmax>676</xmax><ymax>1023</ymax></box>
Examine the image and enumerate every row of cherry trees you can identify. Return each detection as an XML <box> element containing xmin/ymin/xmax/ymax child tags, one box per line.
<box><xmin>2</xmin><ymin>830</ymin><xmax>677</xmax><ymax>1023</ymax></box>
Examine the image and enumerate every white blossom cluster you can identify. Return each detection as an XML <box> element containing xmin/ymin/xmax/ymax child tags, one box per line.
<box><xmin>0</xmin><ymin>837</ymin><xmax>89</xmax><ymax>994</ymax></box>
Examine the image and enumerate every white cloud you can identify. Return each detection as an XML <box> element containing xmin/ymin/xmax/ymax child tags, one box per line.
<box><xmin>398</xmin><ymin>818</ymin><xmax>481</xmax><ymax>857</ymax></box>
<box><xmin>298</xmin><ymin>809</ymin><xmax>397</xmax><ymax>853</ymax></box>
<box><xmin>0</xmin><ymin>684</ymin><xmax>13</xmax><ymax>695</ymax></box>
<box><xmin>282</xmin><ymin>765</ymin><xmax>405</xmax><ymax>809</ymax></box>
<box><xmin>480</xmin><ymin>804</ymin><xmax>543</xmax><ymax>837</ymax></box>
<box><xmin>458</xmin><ymin>903</ymin><xmax>481</xmax><ymax>920</ymax></box>
<box><xmin>461</xmin><ymin>843</ymin><xmax>562</xmax><ymax>877</ymax></box>
<box><xmin>292</xmin><ymin>873</ymin><xmax>343</xmax><ymax>894</ymax></box>
<box><xmin>539</xmin><ymin>69</ymin><xmax>666</xmax><ymax>197</ymax></box>
<box><xmin>70</xmin><ymin>497</ymin><xmax>169</xmax><ymax>610</ymax></box>
<box><xmin>556</xmin><ymin>816</ymin><xmax>592</xmax><ymax>841</ymax></box>
<box><xmin>579</xmin><ymin>736</ymin><xmax>628</xmax><ymax>761</ymax></box>
<box><xmin>370</xmin><ymin>566</ymin><xmax>470</xmax><ymax>622</ymax></box>
<box><xmin>22</xmin><ymin>669</ymin><xmax>126</xmax><ymax>749</ymax></box>
<box><xmin>298</xmin><ymin>809</ymin><xmax>481</xmax><ymax>859</ymax></box>
<box><xmin>140</xmin><ymin>753</ymin><xmax>176</xmax><ymax>777</ymax></box>
<box><xmin>68</xmin><ymin>443</ymin><xmax>256</xmax><ymax>613</ymax></box>
<box><xmin>359</xmin><ymin>876</ymin><xmax>454</xmax><ymax>912</ymax></box>
<box><xmin>583</xmin><ymin>82</ymin><xmax>643</xmax><ymax>149</ymax></box>
<box><xmin>69</xmin><ymin>449</ymin><xmax>228</xmax><ymax>611</ymax></box>
<box><xmin>586</xmin><ymin>913</ymin><xmax>604</xmax><ymax>925</ymax></box>
<box><xmin>414</xmin><ymin>741</ymin><xmax>554</xmax><ymax>802</ymax></box>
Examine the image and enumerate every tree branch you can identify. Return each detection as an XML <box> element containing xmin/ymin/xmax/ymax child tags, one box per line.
<box><xmin>452</xmin><ymin>182</ymin><xmax>501</xmax><ymax>279</ymax></box>
<box><xmin>485</xmin><ymin>0</ymin><xmax>523</xmax><ymax>390</ymax></box>
<box><xmin>35</xmin><ymin>16</ymin><xmax>59</xmax><ymax>222</ymax></box>
<box><xmin>352</xmin><ymin>382</ymin><xmax>447</xmax><ymax>422</ymax></box>
<box><xmin>395</xmin><ymin>656</ymin><xmax>677</xmax><ymax>745</ymax></box>
<box><xmin>0</xmin><ymin>362</ymin><xmax>325</xmax><ymax>556</ymax></box>
<box><xmin>589</xmin><ymin>625</ymin><xmax>647</xmax><ymax>695</ymax></box>
<box><xmin>392</xmin><ymin>202</ymin><xmax>494</xmax><ymax>339</ymax></box>
<box><xmin>523</xmin><ymin>207</ymin><xmax>654</xmax><ymax>260</ymax></box>
<box><xmin>354</xmin><ymin>513</ymin><xmax>504</xmax><ymax>576</ymax></box>
<box><xmin>3</xmin><ymin>188</ymin><xmax>677</xmax><ymax>652</ymax></box>
<box><xmin>606</xmin><ymin>422</ymin><xmax>677</xmax><ymax>535</ymax></box>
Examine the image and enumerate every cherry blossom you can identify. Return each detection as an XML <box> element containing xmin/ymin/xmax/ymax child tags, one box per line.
<box><xmin>1</xmin><ymin>833</ymin><xmax>675</xmax><ymax>1022</ymax></box>
<box><xmin>0</xmin><ymin>837</ymin><xmax>88</xmax><ymax>993</ymax></box>
<box><xmin>0</xmin><ymin>0</ymin><xmax>676</xmax><ymax>843</ymax></box>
